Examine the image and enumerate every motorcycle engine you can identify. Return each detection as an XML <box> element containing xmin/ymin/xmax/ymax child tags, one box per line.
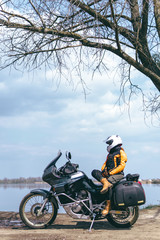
<box><xmin>71</xmin><ymin>190</ymin><xmax>88</xmax><ymax>213</ymax></box>
<box><xmin>63</xmin><ymin>190</ymin><xmax>90</xmax><ymax>219</ymax></box>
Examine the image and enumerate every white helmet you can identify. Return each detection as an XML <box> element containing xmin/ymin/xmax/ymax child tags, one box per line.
<box><xmin>104</xmin><ymin>135</ymin><xmax>122</xmax><ymax>153</ymax></box>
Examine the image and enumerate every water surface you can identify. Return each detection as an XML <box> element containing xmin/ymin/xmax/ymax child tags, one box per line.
<box><xmin>0</xmin><ymin>183</ymin><xmax>159</xmax><ymax>212</ymax></box>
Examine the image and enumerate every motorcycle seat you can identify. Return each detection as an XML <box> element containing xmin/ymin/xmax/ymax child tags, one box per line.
<box><xmin>88</xmin><ymin>179</ymin><xmax>103</xmax><ymax>191</ymax></box>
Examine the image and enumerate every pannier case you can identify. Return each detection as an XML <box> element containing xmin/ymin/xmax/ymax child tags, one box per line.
<box><xmin>113</xmin><ymin>181</ymin><xmax>146</xmax><ymax>207</ymax></box>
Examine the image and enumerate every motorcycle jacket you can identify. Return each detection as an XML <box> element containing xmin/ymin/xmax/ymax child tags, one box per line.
<box><xmin>101</xmin><ymin>145</ymin><xmax>127</xmax><ymax>176</ymax></box>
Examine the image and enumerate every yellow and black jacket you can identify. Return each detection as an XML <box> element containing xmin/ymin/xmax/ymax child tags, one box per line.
<box><xmin>101</xmin><ymin>145</ymin><xmax>127</xmax><ymax>176</ymax></box>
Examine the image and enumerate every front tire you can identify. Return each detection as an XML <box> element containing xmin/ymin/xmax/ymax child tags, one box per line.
<box><xmin>107</xmin><ymin>206</ymin><xmax>139</xmax><ymax>228</ymax></box>
<box><xmin>19</xmin><ymin>192</ymin><xmax>58</xmax><ymax>229</ymax></box>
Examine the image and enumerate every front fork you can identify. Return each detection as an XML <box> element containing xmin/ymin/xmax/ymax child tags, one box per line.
<box><xmin>37</xmin><ymin>198</ymin><xmax>49</xmax><ymax>217</ymax></box>
<box><xmin>30</xmin><ymin>188</ymin><xmax>59</xmax><ymax>217</ymax></box>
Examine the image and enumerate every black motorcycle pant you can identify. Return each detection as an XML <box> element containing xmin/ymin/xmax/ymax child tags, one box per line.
<box><xmin>92</xmin><ymin>169</ymin><xmax>124</xmax><ymax>185</ymax></box>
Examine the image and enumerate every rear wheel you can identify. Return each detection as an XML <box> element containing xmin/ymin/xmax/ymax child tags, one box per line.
<box><xmin>19</xmin><ymin>192</ymin><xmax>58</xmax><ymax>229</ymax></box>
<box><xmin>107</xmin><ymin>206</ymin><xmax>139</xmax><ymax>228</ymax></box>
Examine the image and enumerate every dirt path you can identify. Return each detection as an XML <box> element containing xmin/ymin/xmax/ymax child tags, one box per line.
<box><xmin>0</xmin><ymin>207</ymin><xmax>160</xmax><ymax>240</ymax></box>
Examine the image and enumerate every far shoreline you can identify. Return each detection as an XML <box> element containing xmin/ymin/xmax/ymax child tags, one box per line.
<box><xmin>0</xmin><ymin>177</ymin><xmax>160</xmax><ymax>185</ymax></box>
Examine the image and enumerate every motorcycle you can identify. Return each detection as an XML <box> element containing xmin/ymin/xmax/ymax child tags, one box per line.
<box><xmin>19</xmin><ymin>151</ymin><xmax>146</xmax><ymax>230</ymax></box>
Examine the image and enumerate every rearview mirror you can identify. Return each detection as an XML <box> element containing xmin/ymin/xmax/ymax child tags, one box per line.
<box><xmin>66</xmin><ymin>151</ymin><xmax>72</xmax><ymax>160</ymax></box>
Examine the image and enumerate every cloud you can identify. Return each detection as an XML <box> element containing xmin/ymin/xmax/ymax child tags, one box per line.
<box><xmin>0</xmin><ymin>68</ymin><xmax>155</xmax><ymax>137</ymax></box>
<box><xmin>0</xmin><ymin>54</ymin><xmax>159</xmax><ymax>179</ymax></box>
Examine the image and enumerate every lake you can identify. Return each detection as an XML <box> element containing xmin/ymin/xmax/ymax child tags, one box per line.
<box><xmin>0</xmin><ymin>183</ymin><xmax>159</xmax><ymax>212</ymax></box>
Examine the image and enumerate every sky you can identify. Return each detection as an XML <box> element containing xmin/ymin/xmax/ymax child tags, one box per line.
<box><xmin>0</xmin><ymin>53</ymin><xmax>159</xmax><ymax>180</ymax></box>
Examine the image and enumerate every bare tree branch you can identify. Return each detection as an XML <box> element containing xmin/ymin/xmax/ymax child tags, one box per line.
<box><xmin>0</xmin><ymin>0</ymin><xmax>159</xmax><ymax>117</ymax></box>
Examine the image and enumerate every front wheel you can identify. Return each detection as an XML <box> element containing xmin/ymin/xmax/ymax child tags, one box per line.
<box><xmin>19</xmin><ymin>192</ymin><xmax>58</xmax><ymax>229</ymax></box>
<box><xmin>107</xmin><ymin>206</ymin><xmax>139</xmax><ymax>228</ymax></box>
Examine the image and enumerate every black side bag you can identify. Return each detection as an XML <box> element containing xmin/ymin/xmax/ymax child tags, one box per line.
<box><xmin>113</xmin><ymin>181</ymin><xmax>146</xmax><ymax>207</ymax></box>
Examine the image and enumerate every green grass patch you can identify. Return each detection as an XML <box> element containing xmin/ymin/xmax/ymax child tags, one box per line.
<box><xmin>143</xmin><ymin>204</ymin><xmax>160</xmax><ymax>209</ymax></box>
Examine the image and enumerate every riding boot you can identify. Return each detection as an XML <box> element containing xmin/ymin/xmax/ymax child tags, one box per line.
<box><xmin>102</xmin><ymin>200</ymin><xmax>111</xmax><ymax>216</ymax></box>
<box><xmin>100</xmin><ymin>178</ymin><xmax>112</xmax><ymax>194</ymax></box>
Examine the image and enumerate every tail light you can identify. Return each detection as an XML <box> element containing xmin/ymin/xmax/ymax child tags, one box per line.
<box><xmin>138</xmin><ymin>181</ymin><xmax>142</xmax><ymax>185</ymax></box>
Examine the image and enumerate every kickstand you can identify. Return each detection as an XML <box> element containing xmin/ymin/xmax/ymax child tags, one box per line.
<box><xmin>88</xmin><ymin>214</ymin><xmax>96</xmax><ymax>232</ymax></box>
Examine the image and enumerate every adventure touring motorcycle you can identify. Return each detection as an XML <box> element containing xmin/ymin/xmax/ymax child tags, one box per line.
<box><xmin>19</xmin><ymin>151</ymin><xmax>146</xmax><ymax>230</ymax></box>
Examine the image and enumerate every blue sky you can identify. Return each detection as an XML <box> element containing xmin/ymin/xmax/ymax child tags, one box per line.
<box><xmin>0</xmin><ymin>54</ymin><xmax>159</xmax><ymax>180</ymax></box>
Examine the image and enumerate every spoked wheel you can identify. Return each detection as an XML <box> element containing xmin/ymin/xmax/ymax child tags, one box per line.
<box><xmin>19</xmin><ymin>192</ymin><xmax>57</xmax><ymax>229</ymax></box>
<box><xmin>107</xmin><ymin>206</ymin><xmax>139</xmax><ymax>228</ymax></box>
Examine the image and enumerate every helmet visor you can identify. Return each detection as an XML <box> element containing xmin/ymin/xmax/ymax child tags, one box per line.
<box><xmin>106</xmin><ymin>139</ymin><xmax>113</xmax><ymax>145</ymax></box>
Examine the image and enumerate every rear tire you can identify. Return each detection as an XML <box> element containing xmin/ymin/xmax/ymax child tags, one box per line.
<box><xmin>19</xmin><ymin>192</ymin><xmax>58</xmax><ymax>229</ymax></box>
<box><xmin>106</xmin><ymin>206</ymin><xmax>139</xmax><ymax>228</ymax></box>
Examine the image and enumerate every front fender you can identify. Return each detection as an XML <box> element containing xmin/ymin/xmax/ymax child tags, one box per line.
<box><xmin>30</xmin><ymin>189</ymin><xmax>59</xmax><ymax>209</ymax></box>
<box><xmin>31</xmin><ymin>189</ymin><xmax>50</xmax><ymax>198</ymax></box>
